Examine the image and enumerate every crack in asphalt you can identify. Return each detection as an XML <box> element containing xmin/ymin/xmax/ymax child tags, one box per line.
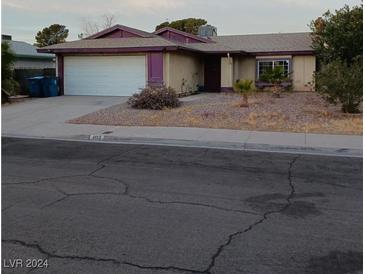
<box><xmin>2</xmin><ymin>204</ymin><xmax>15</xmax><ymax>213</ymax></box>
<box><xmin>95</xmin><ymin>147</ymin><xmax>137</xmax><ymax>166</ymax></box>
<box><xmin>40</xmin><ymin>169</ymin><xmax>128</xmax><ymax>208</ymax></box>
<box><xmin>3</xmin><ymin>151</ymin><xmax>300</xmax><ymax>273</ymax></box>
<box><xmin>128</xmin><ymin>194</ymin><xmax>259</xmax><ymax>216</ymax></box>
<box><xmin>4</xmin><ymin>162</ymin><xmax>259</xmax><ymax>217</ymax></box>
<box><xmin>2</xmin><ymin>239</ymin><xmax>204</xmax><ymax>274</ymax></box>
<box><xmin>2</xmin><ymin>174</ymin><xmax>87</xmax><ymax>186</ymax></box>
<box><xmin>202</xmin><ymin>155</ymin><xmax>300</xmax><ymax>273</ymax></box>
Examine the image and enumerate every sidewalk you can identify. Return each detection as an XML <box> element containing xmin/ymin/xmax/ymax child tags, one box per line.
<box><xmin>2</xmin><ymin>96</ymin><xmax>362</xmax><ymax>157</ymax></box>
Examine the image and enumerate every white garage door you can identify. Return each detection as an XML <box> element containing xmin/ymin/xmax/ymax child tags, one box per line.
<box><xmin>64</xmin><ymin>55</ymin><xmax>146</xmax><ymax>96</ymax></box>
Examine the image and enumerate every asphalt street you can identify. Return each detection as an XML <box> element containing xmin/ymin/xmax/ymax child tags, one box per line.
<box><xmin>2</xmin><ymin>138</ymin><xmax>363</xmax><ymax>274</ymax></box>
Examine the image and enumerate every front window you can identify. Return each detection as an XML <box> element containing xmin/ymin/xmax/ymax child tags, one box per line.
<box><xmin>257</xmin><ymin>59</ymin><xmax>290</xmax><ymax>80</ymax></box>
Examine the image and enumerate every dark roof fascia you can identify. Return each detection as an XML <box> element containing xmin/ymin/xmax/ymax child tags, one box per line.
<box><xmin>201</xmin><ymin>50</ymin><xmax>246</xmax><ymax>54</ymax></box>
<box><xmin>248</xmin><ymin>50</ymin><xmax>315</xmax><ymax>56</ymax></box>
<box><xmin>37</xmin><ymin>46</ymin><xmax>179</xmax><ymax>54</ymax></box>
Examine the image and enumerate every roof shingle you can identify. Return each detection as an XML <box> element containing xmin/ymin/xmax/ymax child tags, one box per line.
<box><xmin>209</xmin><ymin>32</ymin><xmax>313</xmax><ymax>53</ymax></box>
<box><xmin>40</xmin><ymin>37</ymin><xmax>177</xmax><ymax>51</ymax></box>
<box><xmin>38</xmin><ymin>30</ymin><xmax>314</xmax><ymax>54</ymax></box>
<box><xmin>4</xmin><ymin>40</ymin><xmax>54</xmax><ymax>58</ymax></box>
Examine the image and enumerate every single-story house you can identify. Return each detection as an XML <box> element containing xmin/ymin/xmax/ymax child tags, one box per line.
<box><xmin>38</xmin><ymin>24</ymin><xmax>316</xmax><ymax>96</ymax></box>
<box><xmin>2</xmin><ymin>35</ymin><xmax>55</xmax><ymax>69</ymax></box>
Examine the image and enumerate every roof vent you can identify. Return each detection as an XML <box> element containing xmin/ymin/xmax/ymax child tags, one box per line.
<box><xmin>198</xmin><ymin>25</ymin><xmax>217</xmax><ymax>37</ymax></box>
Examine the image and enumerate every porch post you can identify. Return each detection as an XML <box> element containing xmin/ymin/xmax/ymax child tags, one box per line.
<box><xmin>220</xmin><ymin>55</ymin><xmax>233</xmax><ymax>92</ymax></box>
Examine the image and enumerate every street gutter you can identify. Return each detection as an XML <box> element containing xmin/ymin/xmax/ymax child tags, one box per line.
<box><xmin>2</xmin><ymin>134</ymin><xmax>362</xmax><ymax>158</ymax></box>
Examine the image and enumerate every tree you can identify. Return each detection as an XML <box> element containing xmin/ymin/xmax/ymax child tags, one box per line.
<box><xmin>80</xmin><ymin>14</ymin><xmax>116</xmax><ymax>38</ymax></box>
<box><xmin>2</xmin><ymin>42</ymin><xmax>15</xmax><ymax>80</ymax></box>
<box><xmin>155</xmin><ymin>21</ymin><xmax>169</xmax><ymax>31</ymax></box>
<box><xmin>155</xmin><ymin>18</ymin><xmax>207</xmax><ymax>35</ymax></box>
<box><xmin>310</xmin><ymin>4</ymin><xmax>363</xmax><ymax>113</ymax></box>
<box><xmin>1</xmin><ymin>42</ymin><xmax>19</xmax><ymax>95</ymax></box>
<box><xmin>34</xmin><ymin>24</ymin><xmax>69</xmax><ymax>47</ymax></box>
<box><xmin>315</xmin><ymin>57</ymin><xmax>362</xmax><ymax>113</ymax></box>
<box><xmin>310</xmin><ymin>5</ymin><xmax>363</xmax><ymax>65</ymax></box>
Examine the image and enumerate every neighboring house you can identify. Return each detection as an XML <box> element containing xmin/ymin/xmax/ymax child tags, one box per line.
<box><xmin>2</xmin><ymin>35</ymin><xmax>55</xmax><ymax>69</ymax></box>
<box><xmin>38</xmin><ymin>25</ymin><xmax>315</xmax><ymax>97</ymax></box>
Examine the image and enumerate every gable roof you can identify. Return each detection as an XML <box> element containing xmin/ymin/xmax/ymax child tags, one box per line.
<box><xmin>154</xmin><ymin>27</ymin><xmax>213</xmax><ymax>43</ymax></box>
<box><xmin>38</xmin><ymin>24</ymin><xmax>314</xmax><ymax>55</ymax></box>
<box><xmin>3</xmin><ymin>39</ymin><xmax>54</xmax><ymax>59</ymax></box>
<box><xmin>86</xmin><ymin>24</ymin><xmax>154</xmax><ymax>39</ymax></box>
<box><xmin>38</xmin><ymin>37</ymin><xmax>178</xmax><ymax>53</ymax></box>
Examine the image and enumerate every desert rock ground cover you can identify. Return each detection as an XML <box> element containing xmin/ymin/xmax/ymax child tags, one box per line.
<box><xmin>69</xmin><ymin>92</ymin><xmax>362</xmax><ymax>135</ymax></box>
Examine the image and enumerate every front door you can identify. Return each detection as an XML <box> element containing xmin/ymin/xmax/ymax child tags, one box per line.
<box><xmin>204</xmin><ymin>56</ymin><xmax>221</xmax><ymax>91</ymax></box>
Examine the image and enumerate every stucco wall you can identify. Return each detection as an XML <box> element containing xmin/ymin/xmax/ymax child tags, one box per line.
<box><xmin>234</xmin><ymin>55</ymin><xmax>315</xmax><ymax>91</ymax></box>
<box><xmin>233</xmin><ymin>56</ymin><xmax>256</xmax><ymax>83</ymax></box>
<box><xmin>164</xmin><ymin>52</ymin><xmax>203</xmax><ymax>93</ymax></box>
<box><xmin>292</xmin><ymin>55</ymin><xmax>316</xmax><ymax>91</ymax></box>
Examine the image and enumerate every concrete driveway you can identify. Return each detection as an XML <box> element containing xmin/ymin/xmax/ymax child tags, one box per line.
<box><xmin>2</xmin><ymin>96</ymin><xmax>128</xmax><ymax>138</ymax></box>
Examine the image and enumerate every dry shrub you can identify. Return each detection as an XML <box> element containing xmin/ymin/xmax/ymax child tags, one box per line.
<box><xmin>246</xmin><ymin>112</ymin><xmax>258</xmax><ymax>126</ymax></box>
<box><xmin>128</xmin><ymin>86</ymin><xmax>180</xmax><ymax>110</ymax></box>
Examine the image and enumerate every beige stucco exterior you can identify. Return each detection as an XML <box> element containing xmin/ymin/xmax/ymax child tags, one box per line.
<box><xmin>233</xmin><ymin>56</ymin><xmax>256</xmax><ymax>84</ymax></box>
<box><xmin>164</xmin><ymin>52</ymin><xmax>204</xmax><ymax>93</ymax></box>
<box><xmin>292</xmin><ymin>55</ymin><xmax>316</xmax><ymax>91</ymax></box>
<box><xmin>164</xmin><ymin>51</ymin><xmax>315</xmax><ymax>93</ymax></box>
<box><xmin>231</xmin><ymin>54</ymin><xmax>316</xmax><ymax>91</ymax></box>
<box><xmin>221</xmin><ymin>56</ymin><xmax>233</xmax><ymax>88</ymax></box>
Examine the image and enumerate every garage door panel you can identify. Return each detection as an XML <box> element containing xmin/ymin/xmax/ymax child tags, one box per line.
<box><xmin>64</xmin><ymin>55</ymin><xmax>146</xmax><ymax>96</ymax></box>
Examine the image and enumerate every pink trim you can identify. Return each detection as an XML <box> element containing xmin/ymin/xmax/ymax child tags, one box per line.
<box><xmin>154</xmin><ymin>27</ymin><xmax>214</xmax><ymax>43</ymax></box>
<box><xmin>85</xmin><ymin>24</ymin><xmax>152</xmax><ymax>39</ymax></box>
<box><xmin>97</xmin><ymin>29</ymin><xmax>141</xmax><ymax>38</ymax></box>
<box><xmin>57</xmin><ymin>55</ymin><xmax>64</xmax><ymax>95</ymax></box>
<box><xmin>147</xmin><ymin>52</ymin><xmax>164</xmax><ymax>85</ymax></box>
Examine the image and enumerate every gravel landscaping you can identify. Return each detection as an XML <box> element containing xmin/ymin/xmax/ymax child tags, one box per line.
<box><xmin>68</xmin><ymin>91</ymin><xmax>362</xmax><ymax>135</ymax></box>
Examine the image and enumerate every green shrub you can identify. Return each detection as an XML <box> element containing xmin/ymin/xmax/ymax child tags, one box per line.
<box><xmin>234</xmin><ymin>79</ymin><xmax>252</xmax><ymax>93</ymax></box>
<box><xmin>2</xmin><ymin>42</ymin><xmax>20</xmax><ymax>96</ymax></box>
<box><xmin>2</xmin><ymin>79</ymin><xmax>20</xmax><ymax>96</ymax></box>
<box><xmin>234</xmin><ymin>79</ymin><xmax>254</xmax><ymax>107</ymax></box>
<box><xmin>259</xmin><ymin>66</ymin><xmax>288</xmax><ymax>84</ymax></box>
<box><xmin>128</xmin><ymin>86</ymin><xmax>181</xmax><ymax>110</ymax></box>
<box><xmin>315</xmin><ymin>57</ymin><xmax>362</xmax><ymax>113</ymax></box>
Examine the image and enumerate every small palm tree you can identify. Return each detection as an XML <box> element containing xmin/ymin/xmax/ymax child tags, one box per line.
<box><xmin>234</xmin><ymin>79</ymin><xmax>253</xmax><ymax>107</ymax></box>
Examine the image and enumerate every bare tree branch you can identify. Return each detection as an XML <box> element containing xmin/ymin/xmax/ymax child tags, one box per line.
<box><xmin>101</xmin><ymin>14</ymin><xmax>115</xmax><ymax>29</ymax></box>
<box><xmin>80</xmin><ymin>14</ymin><xmax>116</xmax><ymax>37</ymax></box>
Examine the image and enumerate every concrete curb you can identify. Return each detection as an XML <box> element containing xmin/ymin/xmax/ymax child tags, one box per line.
<box><xmin>3</xmin><ymin>134</ymin><xmax>362</xmax><ymax>158</ymax></box>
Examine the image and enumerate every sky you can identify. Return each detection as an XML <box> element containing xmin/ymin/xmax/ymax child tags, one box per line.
<box><xmin>1</xmin><ymin>0</ymin><xmax>361</xmax><ymax>44</ymax></box>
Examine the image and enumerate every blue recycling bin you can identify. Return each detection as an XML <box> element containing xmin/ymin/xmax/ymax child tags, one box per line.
<box><xmin>27</xmin><ymin>76</ymin><xmax>44</xmax><ymax>97</ymax></box>
<box><xmin>42</xmin><ymin>77</ymin><xmax>59</xmax><ymax>97</ymax></box>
